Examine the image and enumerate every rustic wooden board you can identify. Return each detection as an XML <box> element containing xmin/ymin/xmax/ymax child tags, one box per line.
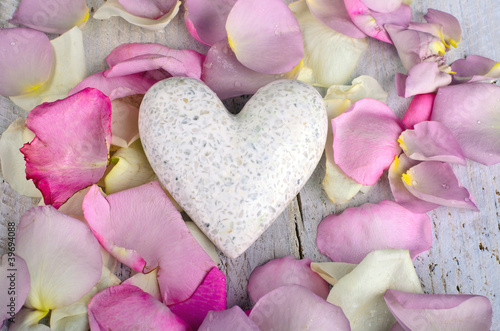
<box><xmin>1</xmin><ymin>0</ymin><xmax>499</xmax><ymax>329</ymax></box>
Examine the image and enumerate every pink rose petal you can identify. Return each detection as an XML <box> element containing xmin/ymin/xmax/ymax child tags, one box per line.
<box><xmin>424</xmin><ymin>8</ymin><xmax>462</xmax><ymax>48</ymax></box>
<box><xmin>361</xmin><ymin>0</ymin><xmax>402</xmax><ymax>13</ymax></box>
<box><xmin>247</xmin><ymin>255</ymin><xmax>330</xmax><ymax>303</ymax></box>
<box><xmin>10</xmin><ymin>0</ymin><xmax>89</xmax><ymax>34</ymax></box>
<box><xmin>109</xmin><ymin>99</ymin><xmax>140</xmax><ymax>148</ymax></box>
<box><xmin>118</xmin><ymin>0</ymin><xmax>177</xmax><ymax>19</ymax></box>
<box><xmin>1</xmin><ymin>254</ymin><xmax>30</xmax><ymax>324</ymax></box>
<box><xmin>332</xmin><ymin>98</ymin><xmax>405</xmax><ymax>185</ymax></box>
<box><xmin>403</xmin><ymin>61</ymin><xmax>452</xmax><ymax>98</ymax></box>
<box><xmin>88</xmin><ymin>284</ymin><xmax>189</xmax><ymax>331</ymax></box>
<box><xmin>226</xmin><ymin>0</ymin><xmax>303</xmax><ymax>74</ymax></box>
<box><xmin>430</xmin><ymin>83</ymin><xmax>500</xmax><ymax>165</ymax></box>
<box><xmin>169</xmin><ymin>267</ymin><xmax>226</xmax><ymax>330</ymax></box>
<box><xmin>451</xmin><ymin>55</ymin><xmax>500</xmax><ymax>83</ymax></box>
<box><xmin>0</xmin><ymin>28</ymin><xmax>52</xmax><ymax>97</ymax></box>
<box><xmin>384</xmin><ymin>290</ymin><xmax>492</xmax><ymax>331</ymax></box>
<box><xmin>402</xmin><ymin>93</ymin><xmax>435</xmax><ymax>129</ymax></box>
<box><xmin>249</xmin><ymin>285</ymin><xmax>350</xmax><ymax>331</ymax></box>
<box><xmin>20</xmin><ymin>88</ymin><xmax>112</xmax><ymax>208</ymax></box>
<box><xmin>199</xmin><ymin>306</ymin><xmax>260</xmax><ymax>331</ymax></box>
<box><xmin>316</xmin><ymin>200</ymin><xmax>432</xmax><ymax>263</ymax></box>
<box><xmin>82</xmin><ymin>182</ymin><xmax>216</xmax><ymax>305</ymax></box>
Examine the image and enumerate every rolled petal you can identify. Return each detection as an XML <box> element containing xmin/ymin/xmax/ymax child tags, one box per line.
<box><xmin>226</xmin><ymin>0</ymin><xmax>303</xmax><ymax>74</ymax></box>
<box><xmin>430</xmin><ymin>83</ymin><xmax>500</xmax><ymax>165</ymax></box>
<box><xmin>169</xmin><ymin>267</ymin><xmax>226</xmax><ymax>330</ymax></box>
<box><xmin>93</xmin><ymin>0</ymin><xmax>181</xmax><ymax>30</ymax></box>
<box><xmin>109</xmin><ymin>99</ymin><xmax>140</xmax><ymax>148</ymax></box>
<box><xmin>123</xmin><ymin>269</ymin><xmax>161</xmax><ymax>301</ymax></box>
<box><xmin>20</xmin><ymin>88</ymin><xmax>112</xmax><ymax>208</ymax></box>
<box><xmin>0</xmin><ymin>28</ymin><xmax>52</xmax><ymax>97</ymax></box>
<box><xmin>10</xmin><ymin>0</ymin><xmax>89</xmax><ymax>34</ymax></box>
<box><xmin>403</xmin><ymin>61</ymin><xmax>452</xmax><ymax>98</ymax></box>
<box><xmin>384</xmin><ymin>290</ymin><xmax>492</xmax><ymax>331</ymax></box>
<box><xmin>118</xmin><ymin>0</ymin><xmax>177</xmax><ymax>19</ymax></box>
<box><xmin>1</xmin><ymin>254</ymin><xmax>30</xmax><ymax>324</ymax></box>
<box><xmin>184</xmin><ymin>0</ymin><xmax>237</xmax><ymax>46</ymax></box>
<box><xmin>88</xmin><ymin>284</ymin><xmax>189</xmax><ymax>330</ymax></box>
<box><xmin>248</xmin><ymin>256</ymin><xmax>330</xmax><ymax>303</ymax></box>
<box><xmin>424</xmin><ymin>8</ymin><xmax>462</xmax><ymax>48</ymax></box>
<box><xmin>388</xmin><ymin>154</ymin><xmax>439</xmax><ymax>213</ymax></box>
<box><xmin>16</xmin><ymin>206</ymin><xmax>102</xmax><ymax>311</ymax></box>
<box><xmin>82</xmin><ymin>182</ymin><xmax>216</xmax><ymax>305</ymax></box>
<box><xmin>199</xmin><ymin>306</ymin><xmax>260</xmax><ymax>331</ymax></box>
<box><xmin>250</xmin><ymin>285</ymin><xmax>350</xmax><ymax>331</ymax></box>
<box><xmin>402</xmin><ymin>93</ymin><xmax>435</xmax><ymax>129</ymax></box>
<box><xmin>310</xmin><ymin>262</ymin><xmax>357</xmax><ymax>286</ymax></box>
<box><xmin>305</xmin><ymin>0</ymin><xmax>366</xmax><ymax>38</ymax></box>
<box><xmin>451</xmin><ymin>55</ymin><xmax>500</xmax><ymax>83</ymax></box>
<box><xmin>327</xmin><ymin>249</ymin><xmax>423</xmax><ymax>331</ymax></box>
<box><xmin>332</xmin><ymin>98</ymin><xmax>405</xmax><ymax>185</ymax></box>
<box><xmin>290</xmin><ymin>0</ymin><xmax>368</xmax><ymax>87</ymax></box>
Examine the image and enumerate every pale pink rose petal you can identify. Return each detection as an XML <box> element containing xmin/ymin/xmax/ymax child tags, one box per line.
<box><xmin>199</xmin><ymin>306</ymin><xmax>260</xmax><ymax>331</ymax></box>
<box><xmin>1</xmin><ymin>254</ymin><xmax>30</xmax><ymax>324</ymax></box>
<box><xmin>20</xmin><ymin>88</ymin><xmax>112</xmax><ymax>208</ymax></box>
<box><xmin>184</xmin><ymin>0</ymin><xmax>237</xmax><ymax>46</ymax></box>
<box><xmin>249</xmin><ymin>285</ymin><xmax>350</xmax><ymax>331</ymax></box>
<box><xmin>403</xmin><ymin>61</ymin><xmax>452</xmax><ymax>98</ymax></box>
<box><xmin>169</xmin><ymin>267</ymin><xmax>226</xmax><ymax>330</ymax></box>
<box><xmin>118</xmin><ymin>0</ymin><xmax>177</xmax><ymax>19</ymax></box>
<box><xmin>16</xmin><ymin>206</ymin><xmax>102</xmax><ymax>311</ymax></box>
<box><xmin>69</xmin><ymin>71</ymin><xmax>156</xmax><ymax>101</ymax></box>
<box><xmin>305</xmin><ymin>0</ymin><xmax>366</xmax><ymax>38</ymax></box>
<box><xmin>384</xmin><ymin>290</ymin><xmax>492</xmax><ymax>331</ymax></box>
<box><xmin>82</xmin><ymin>182</ymin><xmax>216</xmax><ymax>305</ymax></box>
<box><xmin>247</xmin><ymin>255</ymin><xmax>330</xmax><ymax>303</ymax></box>
<box><xmin>332</xmin><ymin>98</ymin><xmax>405</xmax><ymax>185</ymax></box>
<box><xmin>226</xmin><ymin>0</ymin><xmax>303</xmax><ymax>74</ymax></box>
<box><xmin>424</xmin><ymin>8</ymin><xmax>462</xmax><ymax>47</ymax></box>
<box><xmin>402</xmin><ymin>93</ymin><xmax>435</xmax><ymax>129</ymax></box>
<box><xmin>10</xmin><ymin>0</ymin><xmax>89</xmax><ymax>34</ymax></box>
<box><xmin>400</xmin><ymin>121</ymin><xmax>465</xmax><ymax>164</ymax></box>
<box><xmin>388</xmin><ymin>154</ymin><xmax>439</xmax><ymax>213</ymax></box>
<box><xmin>403</xmin><ymin>161</ymin><xmax>478</xmax><ymax>211</ymax></box>
<box><xmin>451</xmin><ymin>55</ymin><xmax>500</xmax><ymax>83</ymax></box>
<box><xmin>317</xmin><ymin>200</ymin><xmax>432</xmax><ymax>263</ymax></box>
<box><xmin>0</xmin><ymin>28</ymin><xmax>52</xmax><ymax>97</ymax></box>
<box><xmin>430</xmin><ymin>83</ymin><xmax>500</xmax><ymax>165</ymax></box>
<box><xmin>109</xmin><ymin>99</ymin><xmax>140</xmax><ymax>148</ymax></box>
<box><xmin>361</xmin><ymin>0</ymin><xmax>402</xmax><ymax>12</ymax></box>
<box><xmin>88</xmin><ymin>284</ymin><xmax>189</xmax><ymax>331</ymax></box>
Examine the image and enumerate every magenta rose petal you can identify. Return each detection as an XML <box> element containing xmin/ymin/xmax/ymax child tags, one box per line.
<box><xmin>316</xmin><ymin>200</ymin><xmax>432</xmax><ymax>263</ymax></box>
<box><xmin>332</xmin><ymin>98</ymin><xmax>405</xmax><ymax>185</ymax></box>
<box><xmin>20</xmin><ymin>89</ymin><xmax>111</xmax><ymax>208</ymax></box>
<box><xmin>384</xmin><ymin>290</ymin><xmax>492</xmax><ymax>331</ymax></box>
<box><xmin>10</xmin><ymin>0</ymin><xmax>89</xmax><ymax>34</ymax></box>
<box><xmin>247</xmin><ymin>255</ymin><xmax>330</xmax><ymax>303</ymax></box>
<box><xmin>226</xmin><ymin>0</ymin><xmax>303</xmax><ymax>74</ymax></box>
<box><xmin>118</xmin><ymin>0</ymin><xmax>177</xmax><ymax>19</ymax></box>
<box><xmin>402</xmin><ymin>93</ymin><xmax>435</xmax><ymax>129</ymax></box>
<box><xmin>430</xmin><ymin>83</ymin><xmax>500</xmax><ymax>165</ymax></box>
<box><xmin>249</xmin><ymin>285</ymin><xmax>350</xmax><ymax>331</ymax></box>
<box><xmin>403</xmin><ymin>62</ymin><xmax>452</xmax><ymax>97</ymax></box>
<box><xmin>199</xmin><ymin>306</ymin><xmax>260</xmax><ymax>331</ymax></box>
<box><xmin>0</xmin><ymin>28</ymin><xmax>53</xmax><ymax>97</ymax></box>
<box><xmin>82</xmin><ymin>182</ymin><xmax>216</xmax><ymax>305</ymax></box>
<box><xmin>169</xmin><ymin>267</ymin><xmax>226</xmax><ymax>330</ymax></box>
<box><xmin>88</xmin><ymin>284</ymin><xmax>189</xmax><ymax>331</ymax></box>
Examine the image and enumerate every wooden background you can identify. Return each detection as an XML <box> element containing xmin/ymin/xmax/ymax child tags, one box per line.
<box><xmin>1</xmin><ymin>0</ymin><xmax>499</xmax><ymax>329</ymax></box>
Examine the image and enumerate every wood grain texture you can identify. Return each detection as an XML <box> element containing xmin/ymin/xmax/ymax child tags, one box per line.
<box><xmin>0</xmin><ymin>0</ymin><xmax>499</xmax><ymax>329</ymax></box>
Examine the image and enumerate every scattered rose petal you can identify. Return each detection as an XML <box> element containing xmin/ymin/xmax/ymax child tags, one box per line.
<box><xmin>250</xmin><ymin>285</ymin><xmax>350</xmax><ymax>331</ymax></box>
<box><xmin>183</xmin><ymin>0</ymin><xmax>237</xmax><ymax>46</ymax></box>
<box><xmin>169</xmin><ymin>267</ymin><xmax>226</xmax><ymax>330</ymax></box>
<box><xmin>57</xmin><ymin>187</ymin><xmax>91</xmax><ymax>222</ymax></box>
<box><xmin>1</xmin><ymin>254</ymin><xmax>30</xmax><ymax>324</ymax></box>
<box><xmin>310</xmin><ymin>262</ymin><xmax>357</xmax><ymax>286</ymax></box>
<box><xmin>327</xmin><ymin>249</ymin><xmax>422</xmax><ymax>331</ymax></box>
<box><xmin>226</xmin><ymin>0</ymin><xmax>303</xmax><ymax>74</ymax></box>
<box><xmin>402</xmin><ymin>93</ymin><xmax>435</xmax><ymax>129</ymax></box>
<box><xmin>82</xmin><ymin>182</ymin><xmax>216</xmax><ymax>305</ymax></box>
<box><xmin>123</xmin><ymin>269</ymin><xmax>161</xmax><ymax>301</ymax></box>
<box><xmin>332</xmin><ymin>98</ymin><xmax>405</xmax><ymax>185</ymax></box>
<box><xmin>361</xmin><ymin>0</ymin><xmax>403</xmax><ymax>13</ymax></box>
<box><xmin>430</xmin><ymin>83</ymin><xmax>500</xmax><ymax>165</ymax></box>
<box><xmin>0</xmin><ymin>28</ymin><xmax>52</xmax><ymax>97</ymax></box>
<box><xmin>424</xmin><ymin>8</ymin><xmax>462</xmax><ymax>48</ymax></box>
<box><xmin>384</xmin><ymin>290</ymin><xmax>492</xmax><ymax>331</ymax></box>
<box><xmin>88</xmin><ymin>284</ymin><xmax>189</xmax><ymax>330</ymax></box>
<box><xmin>403</xmin><ymin>61</ymin><xmax>452</xmax><ymax>97</ymax></box>
<box><xmin>199</xmin><ymin>306</ymin><xmax>260</xmax><ymax>331</ymax></box>
<box><xmin>93</xmin><ymin>0</ymin><xmax>181</xmax><ymax>30</ymax></box>
<box><xmin>8</xmin><ymin>308</ymin><xmax>50</xmax><ymax>331</ymax></box>
<box><xmin>10</xmin><ymin>0</ymin><xmax>89</xmax><ymax>34</ymax></box>
<box><xmin>451</xmin><ymin>54</ymin><xmax>500</xmax><ymax>84</ymax></box>
<box><xmin>20</xmin><ymin>88</ymin><xmax>112</xmax><ymax>208</ymax></box>
<box><xmin>323</xmin><ymin>161</ymin><xmax>367</xmax><ymax>204</ymax></box>
<box><xmin>186</xmin><ymin>221</ymin><xmax>219</xmax><ymax>265</ymax></box>
<box><xmin>118</xmin><ymin>0</ymin><xmax>177</xmax><ymax>19</ymax></box>
<box><xmin>402</xmin><ymin>161</ymin><xmax>479</xmax><ymax>211</ymax></box>
<box><xmin>248</xmin><ymin>255</ymin><xmax>330</xmax><ymax>303</ymax></box>
<box><xmin>109</xmin><ymin>99</ymin><xmax>140</xmax><ymax>148</ymax></box>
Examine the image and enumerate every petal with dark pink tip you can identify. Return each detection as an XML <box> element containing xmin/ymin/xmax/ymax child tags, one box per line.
<box><xmin>199</xmin><ymin>306</ymin><xmax>260</xmax><ymax>331</ymax></box>
<box><xmin>226</xmin><ymin>0</ymin><xmax>303</xmax><ymax>74</ymax></box>
<box><xmin>384</xmin><ymin>290</ymin><xmax>492</xmax><ymax>331</ymax></box>
<box><xmin>20</xmin><ymin>88</ymin><xmax>112</xmax><ymax>208</ymax></box>
<box><xmin>332</xmin><ymin>98</ymin><xmax>405</xmax><ymax>185</ymax></box>
<box><xmin>402</xmin><ymin>93</ymin><xmax>435</xmax><ymax>129</ymax></box>
<box><xmin>248</xmin><ymin>255</ymin><xmax>330</xmax><ymax>303</ymax></box>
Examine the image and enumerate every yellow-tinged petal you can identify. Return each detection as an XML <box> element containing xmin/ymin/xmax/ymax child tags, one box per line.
<box><xmin>402</xmin><ymin>170</ymin><xmax>413</xmax><ymax>186</ymax></box>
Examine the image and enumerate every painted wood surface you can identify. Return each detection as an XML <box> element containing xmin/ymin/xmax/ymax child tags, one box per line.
<box><xmin>1</xmin><ymin>0</ymin><xmax>499</xmax><ymax>329</ymax></box>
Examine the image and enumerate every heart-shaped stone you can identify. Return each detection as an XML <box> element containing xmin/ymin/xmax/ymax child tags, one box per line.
<box><xmin>139</xmin><ymin>78</ymin><xmax>327</xmax><ymax>258</ymax></box>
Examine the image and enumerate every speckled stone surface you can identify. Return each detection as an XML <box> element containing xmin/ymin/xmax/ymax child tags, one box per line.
<box><xmin>139</xmin><ymin>78</ymin><xmax>327</xmax><ymax>258</ymax></box>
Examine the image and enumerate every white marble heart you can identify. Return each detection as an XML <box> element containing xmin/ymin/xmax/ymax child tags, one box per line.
<box><xmin>139</xmin><ymin>78</ymin><xmax>327</xmax><ymax>258</ymax></box>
